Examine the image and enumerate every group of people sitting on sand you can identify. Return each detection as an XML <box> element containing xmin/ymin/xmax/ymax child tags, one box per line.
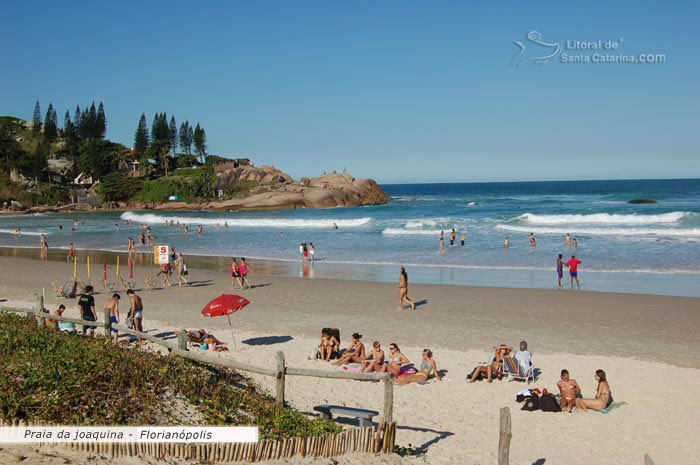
<box><xmin>186</xmin><ymin>329</ymin><xmax>229</xmax><ymax>352</ymax></box>
<box><xmin>467</xmin><ymin>341</ymin><xmax>612</xmax><ymax>412</ymax></box>
<box><xmin>318</xmin><ymin>329</ymin><xmax>441</xmax><ymax>385</ymax></box>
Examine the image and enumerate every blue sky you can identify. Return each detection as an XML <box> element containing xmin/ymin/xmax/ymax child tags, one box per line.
<box><xmin>2</xmin><ymin>1</ymin><xmax>698</xmax><ymax>183</ymax></box>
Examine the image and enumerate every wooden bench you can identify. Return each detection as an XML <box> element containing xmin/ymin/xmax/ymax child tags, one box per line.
<box><xmin>313</xmin><ymin>405</ymin><xmax>378</xmax><ymax>427</ymax></box>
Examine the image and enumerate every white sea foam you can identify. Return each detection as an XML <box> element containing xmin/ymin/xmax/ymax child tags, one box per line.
<box><xmin>516</xmin><ymin>211</ymin><xmax>692</xmax><ymax>225</ymax></box>
<box><xmin>382</xmin><ymin>228</ymin><xmax>444</xmax><ymax>236</ymax></box>
<box><xmin>496</xmin><ymin>224</ymin><xmax>700</xmax><ymax>237</ymax></box>
<box><xmin>0</xmin><ymin>229</ymin><xmax>45</xmax><ymax>236</ymax></box>
<box><xmin>404</xmin><ymin>219</ymin><xmax>439</xmax><ymax>228</ymax></box>
<box><xmin>120</xmin><ymin>212</ymin><xmax>372</xmax><ymax>228</ymax></box>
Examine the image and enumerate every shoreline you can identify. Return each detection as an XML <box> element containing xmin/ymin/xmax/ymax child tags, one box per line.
<box><xmin>2</xmin><ymin>245</ymin><xmax>699</xmax><ymax>298</ymax></box>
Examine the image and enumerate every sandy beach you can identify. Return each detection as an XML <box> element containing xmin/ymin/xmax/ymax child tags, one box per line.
<box><xmin>1</xmin><ymin>253</ymin><xmax>700</xmax><ymax>464</ymax></box>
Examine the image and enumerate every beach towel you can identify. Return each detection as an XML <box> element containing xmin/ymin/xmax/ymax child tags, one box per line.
<box><xmin>597</xmin><ymin>401</ymin><xmax>627</xmax><ymax>414</ymax></box>
<box><xmin>396</xmin><ymin>367</ymin><xmax>417</xmax><ymax>378</ymax></box>
<box><xmin>341</xmin><ymin>363</ymin><xmax>363</xmax><ymax>373</ymax></box>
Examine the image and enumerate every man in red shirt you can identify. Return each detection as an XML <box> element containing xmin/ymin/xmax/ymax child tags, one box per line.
<box><xmin>565</xmin><ymin>255</ymin><xmax>582</xmax><ymax>290</ymax></box>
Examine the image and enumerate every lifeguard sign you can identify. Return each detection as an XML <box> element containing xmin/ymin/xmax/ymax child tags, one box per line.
<box><xmin>154</xmin><ymin>245</ymin><xmax>170</xmax><ymax>265</ymax></box>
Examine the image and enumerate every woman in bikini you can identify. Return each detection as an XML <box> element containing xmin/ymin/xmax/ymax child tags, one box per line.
<box><xmin>319</xmin><ymin>329</ymin><xmax>339</xmax><ymax>361</ymax></box>
<box><xmin>557</xmin><ymin>369</ymin><xmax>581</xmax><ymax>412</ymax></box>
<box><xmin>575</xmin><ymin>369</ymin><xmax>611</xmax><ymax>412</ymax></box>
<box><xmin>394</xmin><ymin>349</ymin><xmax>441</xmax><ymax>385</ymax></box>
<box><xmin>379</xmin><ymin>343</ymin><xmax>411</xmax><ymax>376</ymax></box>
<box><xmin>468</xmin><ymin>344</ymin><xmax>511</xmax><ymax>383</ymax></box>
<box><xmin>332</xmin><ymin>333</ymin><xmax>366</xmax><ymax>366</ymax></box>
<box><xmin>230</xmin><ymin>258</ymin><xmax>243</xmax><ymax>290</ymax></box>
<box><xmin>397</xmin><ymin>267</ymin><xmax>415</xmax><ymax>310</ymax></box>
<box><xmin>361</xmin><ymin>342</ymin><xmax>385</xmax><ymax>372</ymax></box>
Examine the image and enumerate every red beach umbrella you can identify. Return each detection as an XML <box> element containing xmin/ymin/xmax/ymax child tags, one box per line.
<box><xmin>201</xmin><ymin>294</ymin><xmax>250</xmax><ymax>348</ymax></box>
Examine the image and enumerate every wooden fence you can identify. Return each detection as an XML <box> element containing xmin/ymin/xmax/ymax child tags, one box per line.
<box><xmin>0</xmin><ymin>296</ymin><xmax>397</xmax><ymax>461</ymax></box>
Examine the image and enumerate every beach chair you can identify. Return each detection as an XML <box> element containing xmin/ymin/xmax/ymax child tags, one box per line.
<box><xmin>502</xmin><ymin>356</ymin><xmax>536</xmax><ymax>384</ymax></box>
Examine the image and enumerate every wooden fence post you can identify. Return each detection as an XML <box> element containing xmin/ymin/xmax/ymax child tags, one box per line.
<box><xmin>103</xmin><ymin>308</ymin><xmax>111</xmax><ymax>338</ymax></box>
<box><xmin>644</xmin><ymin>454</ymin><xmax>656</xmax><ymax>465</ymax></box>
<box><xmin>383</xmin><ymin>378</ymin><xmax>394</xmax><ymax>423</ymax></box>
<box><xmin>177</xmin><ymin>330</ymin><xmax>188</xmax><ymax>351</ymax></box>
<box><xmin>498</xmin><ymin>407</ymin><xmax>512</xmax><ymax>465</ymax></box>
<box><xmin>35</xmin><ymin>294</ymin><xmax>44</xmax><ymax>327</ymax></box>
<box><xmin>275</xmin><ymin>351</ymin><xmax>285</xmax><ymax>407</ymax></box>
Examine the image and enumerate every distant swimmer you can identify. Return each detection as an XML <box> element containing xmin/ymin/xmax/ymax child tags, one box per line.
<box><xmin>70</xmin><ymin>228</ymin><xmax>75</xmax><ymax>235</ymax></box>
<box><xmin>197</xmin><ymin>225</ymin><xmax>203</xmax><ymax>235</ymax></box>
<box><xmin>13</xmin><ymin>228</ymin><xmax>20</xmax><ymax>236</ymax></box>
<box><xmin>461</xmin><ymin>233</ymin><xmax>465</xmax><ymax>246</ymax></box>
<box><xmin>114</xmin><ymin>223</ymin><xmax>119</xmax><ymax>231</ymax></box>
<box><xmin>139</xmin><ymin>232</ymin><xmax>145</xmax><ymax>245</ymax></box>
<box><xmin>67</xmin><ymin>242</ymin><xmax>75</xmax><ymax>262</ymax></box>
<box><xmin>529</xmin><ymin>233</ymin><xmax>536</xmax><ymax>247</ymax></box>
<box><xmin>58</xmin><ymin>224</ymin><xmax>62</xmax><ymax>230</ymax></box>
<box><xmin>184</xmin><ymin>226</ymin><xmax>189</xmax><ymax>235</ymax></box>
<box><xmin>439</xmin><ymin>231</ymin><xmax>445</xmax><ymax>253</ymax></box>
<box><xmin>565</xmin><ymin>233</ymin><xmax>571</xmax><ymax>247</ymax></box>
<box><xmin>216</xmin><ymin>223</ymin><xmax>220</xmax><ymax>230</ymax></box>
<box><xmin>573</xmin><ymin>237</ymin><xmax>578</xmax><ymax>249</ymax></box>
<box><xmin>224</xmin><ymin>222</ymin><xmax>229</xmax><ymax>228</ymax></box>
<box><xmin>450</xmin><ymin>228</ymin><xmax>456</xmax><ymax>246</ymax></box>
<box><xmin>556</xmin><ymin>254</ymin><xmax>564</xmax><ymax>289</ymax></box>
<box><xmin>565</xmin><ymin>255</ymin><xmax>582</xmax><ymax>290</ymax></box>
<box><xmin>504</xmin><ymin>235</ymin><xmax>510</xmax><ymax>248</ymax></box>
<box><xmin>332</xmin><ymin>222</ymin><xmax>338</xmax><ymax>229</ymax></box>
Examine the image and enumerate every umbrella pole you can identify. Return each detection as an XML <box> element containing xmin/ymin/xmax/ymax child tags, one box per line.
<box><xmin>227</xmin><ymin>314</ymin><xmax>236</xmax><ymax>349</ymax></box>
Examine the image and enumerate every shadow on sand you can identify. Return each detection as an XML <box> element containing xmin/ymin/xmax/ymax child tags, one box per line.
<box><xmin>242</xmin><ymin>335</ymin><xmax>293</xmax><ymax>346</ymax></box>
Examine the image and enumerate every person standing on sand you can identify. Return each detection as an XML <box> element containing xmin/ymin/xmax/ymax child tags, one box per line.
<box><xmin>239</xmin><ymin>257</ymin><xmax>252</xmax><ymax>289</ymax></box>
<box><xmin>556</xmin><ymin>254</ymin><xmax>564</xmax><ymax>288</ymax></box>
<box><xmin>565</xmin><ymin>233</ymin><xmax>571</xmax><ymax>247</ymax></box>
<box><xmin>439</xmin><ymin>231</ymin><xmax>445</xmax><ymax>252</ymax></box>
<box><xmin>397</xmin><ymin>267</ymin><xmax>415</xmax><ymax>310</ymax></box>
<box><xmin>126</xmin><ymin>289</ymin><xmax>144</xmax><ymax>345</ymax></box>
<box><xmin>66</xmin><ymin>242</ymin><xmax>75</xmax><ymax>262</ymax></box>
<box><xmin>128</xmin><ymin>237</ymin><xmax>135</xmax><ymax>256</ymax></box>
<box><xmin>39</xmin><ymin>233</ymin><xmax>48</xmax><ymax>260</ymax></box>
<box><xmin>566</xmin><ymin>255</ymin><xmax>582</xmax><ymax>289</ymax></box>
<box><xmin>299</xmin><ymin>243</ymin><xmax>304</xmax><ymax>262</ymax></box>
<box><xmin>461</xmin><ymin>232</ymin><xmax>465</xmax><ymax>246</ymax></box>
<box><xmin>450</xmin><ymin>228</ymin><xmax>456</xmax><ymax>246</ymax></box>
<box><xmin>78</xmin><ymin>285</ymin><xmax>97</xmax><ymax>337</ymax></box>
<box><xmin>103</xmin><ymin>293</ymin><xmax>121</xmax><ymax>344</ymax></box>
<box><xmin>230</xmin><ymin>258</ymin><xmax>243</xmax><ymax>289</ymax></box>
<box><xmin>176</xmin><ymin>253</ymin><xmax>188</xmax><ymax>286</ymax></box>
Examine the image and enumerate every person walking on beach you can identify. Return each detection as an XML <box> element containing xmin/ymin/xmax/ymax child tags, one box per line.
<box><xmin>103</xmin><ymin>293</ymin><xmax>120</xmax><ymax>344</ymax></box>
<box><xmin>239</xmin><ymin>257</ymin><xmax>252</xmax><ymax>289</ymax></box>
<box><xmin>78</xmin><ymin>285</ymin><xmax>97</xmax><ymax>337</ymax></box>
<box><xmin>556</xmin><ymin>254</ymin><xmax>564</xmax><ymax>288</ymax></box>
<box><xmin>66</xmin><ymin>242</ymin><xmax>75</xmax><ymax>262</ymax></box>
<box><xmin>450</xmin><ymin>228</ymin><xmax>456</xmax><ymax>246</ymax></box>
<box><xmin>439</xmin><ymin>231</ymin><xmax>445</xmax><ymax>252</ymax></box>
<box><xmin>126</xmin><ymin>289</ymin><xmax>144</xmax><ymax>345</ymax></box>
<box><xmin>461</xmin><ymin>232</ymin><xmax>465</xmax><ymax>246</ymax></box>
<box><xmin>127</xmin><ymin>237</ymin><xmax>135</xmax><ymax>256</ymax></box>
<box><xmin>176</xmin><ymin>253</ymin><xmax>188</xmax><ymax>286</ymax></box>
<box><xmin>397</xmin><ymin>266</ymin><xmax>415</xmax><ymax>310</ymax></box>
<box><xmin>159</xmin><ymin>262</ymin><xmax>172</xmax><ymax>287</ymax></box>
<box><xmin>39</xmin><ymin>233</ymin><xmax>48</xmax><ymax>260</ymax></box>
<box><xmin>299</xmin><ymin>243</ymin><xmax>305</xmax><ymax>262</ymax></box>
<box><xmin>566</xmin><ymin>255</ymin><xmax>582</xmax><ymax>290</ymax></box>
<box><xmin>230</xmin><ymin>258</ymin><xmax>243</xmax><ymax>289</ymax></box>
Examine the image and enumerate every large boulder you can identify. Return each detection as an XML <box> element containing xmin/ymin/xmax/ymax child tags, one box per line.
<box><xmin>214</xmin><ymin>163</ymin><xmax>293</xmax><ymax>192</ymax></box>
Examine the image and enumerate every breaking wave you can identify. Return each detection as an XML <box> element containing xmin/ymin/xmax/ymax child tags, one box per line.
<box><xmin>515</xmin><ymin>211</ymin><xmax>693</xmax><ymax>225</ymax></box>
<box><xmin>120</xmin><ymin>212</ymin><xmax>372</xmax><ymax>228</ymax></box>
<box><xmin>495</xmin><ymin>224</ymin><xmax>700</xmax><ymax>237</ymax></box>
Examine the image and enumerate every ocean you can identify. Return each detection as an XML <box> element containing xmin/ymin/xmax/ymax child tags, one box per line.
<box><xmin>1</xmin><ymin>178</ymin><xmax>699</xmax><ymax>296</ymax></box>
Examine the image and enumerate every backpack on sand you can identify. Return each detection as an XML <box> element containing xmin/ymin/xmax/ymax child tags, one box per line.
<box><xmin>521</xmin><ymin>395</ymin><xmax>540</xmax><ymax>411</ymax></box>
<box><xmin>539</xmin><ymin>393</ymin><xmax>561</xmax><ymax>412</ymax></box>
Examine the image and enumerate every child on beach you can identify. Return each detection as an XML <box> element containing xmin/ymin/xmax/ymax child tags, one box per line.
<box><xmin>557</xmin><ymin>369</ymin><xmax>581</xmax><ymax>412</ymax></box>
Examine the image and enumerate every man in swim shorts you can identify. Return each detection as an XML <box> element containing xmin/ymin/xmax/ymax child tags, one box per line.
<box><xmin>78</xmin><ymin>285</ymin><xmax>97</xmax><ymax>336</ymax></box>
<box><xmin>556</xmin><ymin>254</ymin><xmax>564</xmax><ymax>288</ymax></box>
<box><xmin>127</xmin><ymin>289</ymin><xmax>144</xmax><ymax>345</ymax></box>
<box><xmin>565</xmin><ymin>255</ymin><xmax>582</xmax><ymax>290</ymax></box>
<box><xmin>103</xmin><ymin>293</ymin><xmax>121</xmax><ymax>344</ymax></box>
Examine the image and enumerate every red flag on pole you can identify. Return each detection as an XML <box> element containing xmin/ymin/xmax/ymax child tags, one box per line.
<box><xmin>129</xmin><ymin>258</ymin><xmax>134</xmax><ymax>279</ymax></box>
<box><xmin>103</xmin><ymin>259</ymin><xmax>107</xmax><ymax>281</ymax></box>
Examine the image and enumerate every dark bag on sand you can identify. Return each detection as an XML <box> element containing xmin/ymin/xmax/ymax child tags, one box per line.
<box><xmin>540</xmin><ymin>393</ymin><xmax>561</xmax><ymax>412</ymax></box>
<box><xmin>521</xmin><ymin>395</ymin><xmax>540</xmax><ymax>411</ymax></box>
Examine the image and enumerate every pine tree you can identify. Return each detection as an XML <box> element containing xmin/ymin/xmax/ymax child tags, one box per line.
<box><xmin>96</xmin><ymin>102</ymin><xmax>107</xmax><ymax>139</ymax></box>
<box><xmin>64</xmin><ymin>110</ymin><xmax>72</xmax><ymax>140</ymax></box>
<box><xmin>43</xmin><ymin>103</ymin><xmax>58</xmax><ymax>144</ymax></box>
<box><xmin>74</xmin><ymin>106</ymin><xmax>82</xmax><ymax>141</ymax></box>
<box><xmin>32</xmin><ymin>100</ymin><xmax>42</xmax><ymax>134</ymax></box>
<box><xmin>179</xmin><ymin>121</ymin><xmax>193</xmax><ymax>155</ymax></box>
<box><xmin>193</xmin><ymin>123</ymin><xmax>207</xmax><ymax>163</ymax></box>
<box><xmin>168</xmin><ymin>116</ymin><xmax>177</xmax><ymax>156</ymax></box>
<box><xmin>87</xmin><ymin>102</ymin><xmax>97</xmax><ymax>139</ymax></box>
<box><xmin>134</xmin><ymin>113</ymin><xmax>150</xmax><ymax>154</ymax></box>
